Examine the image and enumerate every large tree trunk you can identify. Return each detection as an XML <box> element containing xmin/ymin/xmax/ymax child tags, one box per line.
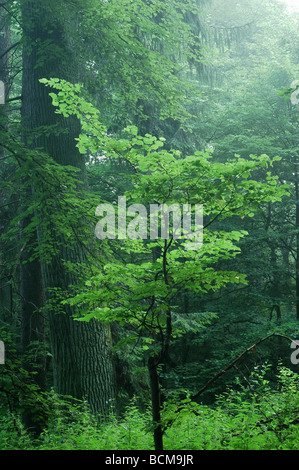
<box><xmin>18</xmin><ymin>1</ymin><xmax>47</xmax><ymax>434</ymax></box>
<box><xmin>21</xmin><ymin>0</ymin><xmax>116</xmax><ymax>416</ymax></box>
<box><xmin>0</xmin><ymin>7</ymin><xmax>11</xmax><ymax>322</ymax></box>
<box><xmin>20</xmin><ymin>214</ymin><xmax>46</xmax><ymax>436</ymax></box>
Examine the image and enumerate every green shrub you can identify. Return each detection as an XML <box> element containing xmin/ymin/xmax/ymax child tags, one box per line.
<box><xmin>0</xmin><ymin>366</ymin><xmax>298</xmax><ymax>450</ymax></box>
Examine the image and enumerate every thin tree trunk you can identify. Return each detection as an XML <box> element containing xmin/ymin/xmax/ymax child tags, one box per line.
<box><xmin>148</xmin><ymin>356</ymin><xmax>163</xmax><ymax>451</ymax></box>
<box><xmin>0</xmin><ymin>5</ymin><xmax>9</xmax><ymax>141</ymax></box>
<box><xmin>147</xmin><ymin>240</ymin><xmax>173</xmax><ymax>451</ymax></box>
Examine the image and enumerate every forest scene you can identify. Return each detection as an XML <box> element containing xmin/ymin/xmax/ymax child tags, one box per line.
<box><xmin>0</xmin><ymin>0</ymin><xmax>299</xmax><ymax>454</ymax></box>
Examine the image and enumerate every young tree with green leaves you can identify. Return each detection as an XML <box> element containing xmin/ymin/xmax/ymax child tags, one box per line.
<box><xmin>16</xmin><ymin>0</ymin><xmax>212</xmax><ymax>426</ymax></box>
<box><xmin>1</xmin><ymin>0</ymin><xmax>214</xmax><ymax>432</ymax></box>
<box><xmin>41</xmin><ymin>78</ymin><xmax>288</xmax><ymax>449</ymax></box>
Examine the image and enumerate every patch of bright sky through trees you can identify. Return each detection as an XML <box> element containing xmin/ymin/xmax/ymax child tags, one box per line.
<box><xmin>283</xmin><ymin>0</ymin><xmax>299</xmax><ymax>13</ymax></box>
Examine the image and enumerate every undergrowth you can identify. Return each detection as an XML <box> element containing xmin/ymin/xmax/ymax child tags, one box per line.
<box><xmin>0</xmin><ymin>366</ymin><xmax>298</xmax><ymax>450</ymax></box>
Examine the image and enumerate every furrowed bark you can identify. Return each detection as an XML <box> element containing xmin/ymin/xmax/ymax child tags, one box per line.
<box><xmin>21</xmin><ymin>0</ymin><xmax>116</xmax><ymax>417</ymax></box>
